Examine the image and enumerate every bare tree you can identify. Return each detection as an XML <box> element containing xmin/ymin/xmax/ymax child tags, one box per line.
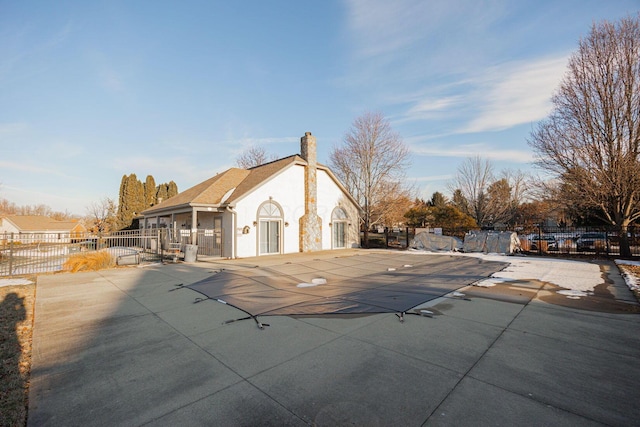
<box><xmin>501</xmin><ymin>169</ymin><xmax>530</xmax><ymax>207</ymax></box>
<box><xmin>235</xmin><ymin>146</ymin><xmax>276</xmax><ymax>169</ymax></box>
<box><xmin>529</xmin><ymin>15</ymin><xmax>640</xmax><ymax>256</ymax></box>
<box><xmin>329</xmin><ymin>112</ymin><xmax>411</xmax><ymax>247</ymax></box>
<box><xmin>449</xmin><ymin>156</ymin><xmax>494</xmax><ymax>226</ymax></box>
<box><xmin>485</xmin><ymin>170</ymin><xmax>532</xmax><ymax>226</ymax></box>
<box><xmin>86</xmin><ymin>198</ymin><xmax>117</xmax><ymax>233</ymax></box>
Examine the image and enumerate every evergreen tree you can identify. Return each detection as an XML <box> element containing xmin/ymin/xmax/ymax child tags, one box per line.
<box><xmin>156</xmin><ymin>183</ymin><xmax>168</xmax><ymax>203</ymax></box>
<box><xmin>429</xmin><ymin>192</ymin><xmax>448</xmax><ymax>208</ymax></box>
<box><xmin>167</xmin><ymin>181</ymin><xmax>178</xmax><ymax>198</ymax></box>
<box><xmin>451</xmin><ymin>189</ymin><xmax>471</xmax><ymax>216</ymax></box>
<box><xmin>431</xmin><ymin>205</ymin><xmax>478</xmax><ymax>230</ymax></box>
<box><xmin>144</xmin><ymin>175</ymin><xmax>156</xmax><ymax>208</ymax></box>
<box><xmin>116</xmin><ymin>174</ymin><xmax>180</xmax><ymax>230</ymax></box>
<box><xmin>116</xmin><ymin>174</ymin><xmax>130</xmax><ymax>229</ymax></box>
<box><xmin>116</xmin><ymin>173</ymin><xmax>145</xmax><ymax>230</ymax></box>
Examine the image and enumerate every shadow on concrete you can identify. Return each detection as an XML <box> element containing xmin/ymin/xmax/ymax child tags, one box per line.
<box><xmin>26</xmin><ymin>250</ymin><xmax>640</xmax><ymax>426</ymax></box>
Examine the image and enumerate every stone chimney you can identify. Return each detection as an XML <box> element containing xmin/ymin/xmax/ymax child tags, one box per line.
<box><xmin>301</xmin><ymin>131</ymin><xmax>316</xmax><ymax>165</ymax></box>
<box><xmin>299</xmin><ymin>132</ymin><xmax>322</xmax><ymax>252</ymax></box>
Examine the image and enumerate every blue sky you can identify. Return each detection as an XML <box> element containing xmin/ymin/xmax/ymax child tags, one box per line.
<box><xmin>1</xmin><ymin>1</ymin><xmax>638</xmax><ymax>215</ymax></box>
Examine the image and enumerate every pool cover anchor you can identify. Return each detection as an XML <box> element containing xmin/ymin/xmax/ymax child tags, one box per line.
<box><xmin>215</xmin><ymin>298</ymin><xmax>270</xmax><ymax>330</ymax></box>
<box><xmin>168</xmin><ymin>283</ymin><xmax>185</xmax><ymax>292</ymax></box>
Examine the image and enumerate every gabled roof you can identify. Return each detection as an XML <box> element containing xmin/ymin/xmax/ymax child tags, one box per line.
<box><xmin>225</xmin><ymin>155</ymin><xmax>303</xmax><ymax>205</ymax></box>
<box><xmin>141</xmin><ymin>156</ymin><xmax>301</xmax><ymax>215</ymax></box>
<box><xmin>142</xmin><ymin>168</ymin><xmax>251</xmax><ymax>213</ymax></box>
<box><xmin>141</xmin><ymin>154</ymin><xmax>360</xmax><ymax>215</ymax></box>
<box><xmin>1</xmin><ymin>215</ymin><xmax>85</xmax><ymax>232</ymax></box>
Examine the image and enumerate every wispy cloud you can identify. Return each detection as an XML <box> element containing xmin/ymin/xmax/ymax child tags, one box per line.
<box><xmin>410</xmin><ymin>143</ymin><xmax>533</xmax><ymax>163</ymax></box>
<box><xmin>395</xmin><ymin>55</ymin><xmax>568</xmax><ymax>133</ymax></box>
<box><xmin>400</xmin><ymin>96</ymin><xmax>463</xmax><ymax>122</ymax></box>
<box><xmin>462</xmin><ymin>56</ymin><xmax>568</xmax><ymax>133</ymax></box>
<box><xmin>345</xmin><ymin>1</ymin><xmax>506</xmax><ymax>60</ymax></box>
<box><xmin>412</xmin><ymin>174</ymin><xmax>454</xmax><ymax>182</ymax></box>
<box><xmin>344</xmin><ymin>1</ymin><xmax>568</xmax><ymax>135</ymax></box>
<box><xmin>345</xmin><ymin>0</ymin><xmax>431</xmax><ymax>59</ymax></box>
<box><xmin>0</xmin><ymin>160</ymin><xmax>73</xmax><ymax>177</ymax></box>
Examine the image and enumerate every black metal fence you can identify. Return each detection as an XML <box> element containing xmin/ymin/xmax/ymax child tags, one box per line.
<box><xmin>365</xmin><ymin>225</ymin><xmax>640</xmax><ymax>258</ymax></box>
<box><xmin>515</xmin><ymin>225</ymin><xmax>640</xmax><ymax>257</ymax></box>
<box><xmin>0</xmin><ymin>228</ymin><xmax>224</xmax><ymax>277</ymax></box>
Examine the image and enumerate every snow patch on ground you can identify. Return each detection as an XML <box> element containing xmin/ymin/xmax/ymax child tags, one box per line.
<box><xmin>470</xmin><ymin>253</ymin><xmax>602</xmax><ymax>292</ymax></box>
<box><xmin>615</xmin><ymin>259</ymin><xmax>639</xmax><ymax>292</ymax></box>
<box><xmin>0</xmin><ymin>278</ymin><xmax>34</xmax><ymax>288</ymax></box>
<box><xmin>474</xmin><ymin>277</ymin><xmax>513</xmax><ymax>287</ymax></box>
<box><xmin>410</xmin><ymin>250</ymin><xmax>604</xmax><ymax>292</ymax></box>
<box><xmin>297</xmin><ymin>278</ymin><xmax>327</xmax><ymax>288</ymax></box>
<box><xmin>557</xmin><ymin>289</ymin><xmax>592</xmax><ymax>299</ymax></box>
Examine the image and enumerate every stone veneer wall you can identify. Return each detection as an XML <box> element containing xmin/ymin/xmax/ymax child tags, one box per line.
<box><xmin>299</xmin><ymin>132</ymin><xmax>322</xmax><ymax>252</ymax></box>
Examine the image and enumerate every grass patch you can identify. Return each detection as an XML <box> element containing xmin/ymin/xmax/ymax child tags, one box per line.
<box><xmin>63</xmin><ymin>251</ymin><xmax>115</xmax><ymax>273</ymax></box>
<box><xmin>0</xmin><ymin>282</ymin><xmax>35</xmax><ymax>427</ymax></box>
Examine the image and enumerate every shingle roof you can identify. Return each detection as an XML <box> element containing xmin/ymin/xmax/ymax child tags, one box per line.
<box><xmin>1</xmin><ymin>215</ymin><xmax>85</xmax><ymax>232</ymax></box>
<box><xmin>226</xmin><ymin>155</ymin><xmax>303</xmax><ymax>204</ymax></box>
<box><xmin>141</xmin><ymin>156</ymin><xmax>302</xmax><ymax>215</ymax></box>
<box><xmin>140</xmin><ymin>154</ymin><xmax>360</xmax><ymax>215</ymax></box>
<box><xmin>142</xmin><ymin>168</ymin><xmax>251</xmax><ymax>213</ymax></box>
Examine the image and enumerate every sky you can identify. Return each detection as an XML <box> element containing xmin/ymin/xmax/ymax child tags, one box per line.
<box><xmin>1</xmin><ymin>1</ymin><xmax>638</xmax><ymax>216</ymax></box>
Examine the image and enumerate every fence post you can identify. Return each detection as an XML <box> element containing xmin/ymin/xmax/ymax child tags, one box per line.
<box><xmin>9</xmin><ymin>233</ymin><xmax>14</xmax><ymax>277</ymax></box>
<box><xmin>538</xmin><ymin>224</ymin><xmax>542</xmax><ymax>255</ymax></box>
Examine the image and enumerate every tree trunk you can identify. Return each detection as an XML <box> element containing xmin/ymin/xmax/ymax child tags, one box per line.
<box><xmin>619</xmin><ymin>224</ymin><xmax>632</xmax><ymax>258</ymax></box>
<box><xmin>363</xmin><ymin>218</ymin><xmax>370</xmax><ymax>248</ymax></box>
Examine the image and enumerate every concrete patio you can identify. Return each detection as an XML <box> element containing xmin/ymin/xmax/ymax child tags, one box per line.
<box><xmin>27</xmin><ymin>249</ymin><xmax>640</xmax><ymax>426</ymax></box>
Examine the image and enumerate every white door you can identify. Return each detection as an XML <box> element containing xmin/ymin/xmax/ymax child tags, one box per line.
<box><xmin>259</xmin><ymin>220</ymin><xmax>280</xmax><ymax>254</ymax></box>
<box><xmin>331</xmin><ymin>207</ymin><xmax>348</xmax><ymax>249</ymax></box>
<box><xmin>333</xmin><ymin>221</ymin><xmax>346</xmax><ymax>248</ymax></box>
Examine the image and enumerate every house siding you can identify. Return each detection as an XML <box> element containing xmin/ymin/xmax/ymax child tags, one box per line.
<box><xmin>233</xmin><ymin>165</ymin><xmax>306</xmax><ymax>257</ymax></box>
<box><xmin>227</xmin><ymin>166</ymin><xmax>360</xmax><ymax>257</ymax></box>
<box><xmin>317</xmin><ymin>170</ymin><xmax>360</xmax><ymax>249</ymax></box>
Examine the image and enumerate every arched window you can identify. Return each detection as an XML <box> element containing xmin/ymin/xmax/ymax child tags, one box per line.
<box><xmin>331</xmin><ymin>207</ymin><xmax>348</xmax><ymax>249</ymax></box>
<box><xmin>257</xmin><ymin>200</ymin><xmax>283</xmax><ymax>254</ymax></box>
<box><xmin>258</xmin><ymin>200</ymin><xmax>282</xmax><ymax>218</ymax></box>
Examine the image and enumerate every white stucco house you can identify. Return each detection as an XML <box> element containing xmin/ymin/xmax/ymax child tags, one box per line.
<box><xmin>140</xmin><ymin>132</ymin><xmax>361</xmax><ymax>258</ymax></box>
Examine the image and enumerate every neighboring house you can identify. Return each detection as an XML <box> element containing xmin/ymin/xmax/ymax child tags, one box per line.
<box><xmin>140</xmin><ymin>132</ymin><xmax>361</xmax><ymax>258</ymax></box>
<box><xmin>0</xmin><ymin>215</ymin><xmax>87</xmax><ymax>241</ymax></box>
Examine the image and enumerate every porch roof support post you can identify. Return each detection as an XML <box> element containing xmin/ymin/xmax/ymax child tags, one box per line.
<box><xmin>191</xmin><ymin>208</ymin><xmax>198</xmax><ymax>245</ymax></box>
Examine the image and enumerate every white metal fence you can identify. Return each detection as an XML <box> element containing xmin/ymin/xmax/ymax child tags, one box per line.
<box><xmin>0</xmin><ymin>228</ymin><xmax>223</xmax><ymax>277</ymax></box>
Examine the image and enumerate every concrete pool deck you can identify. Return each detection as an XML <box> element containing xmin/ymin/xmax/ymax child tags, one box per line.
<box><xmin>28</xmin><ymin>249</ymin><xmax>640</xmax><ymax>426</ymax></box>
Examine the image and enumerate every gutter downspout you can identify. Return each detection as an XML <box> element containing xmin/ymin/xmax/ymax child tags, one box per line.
<box><xmin>226</xmin><ymin>205</ymin><xmax>237</xmax><ymax>259</ymax></box>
